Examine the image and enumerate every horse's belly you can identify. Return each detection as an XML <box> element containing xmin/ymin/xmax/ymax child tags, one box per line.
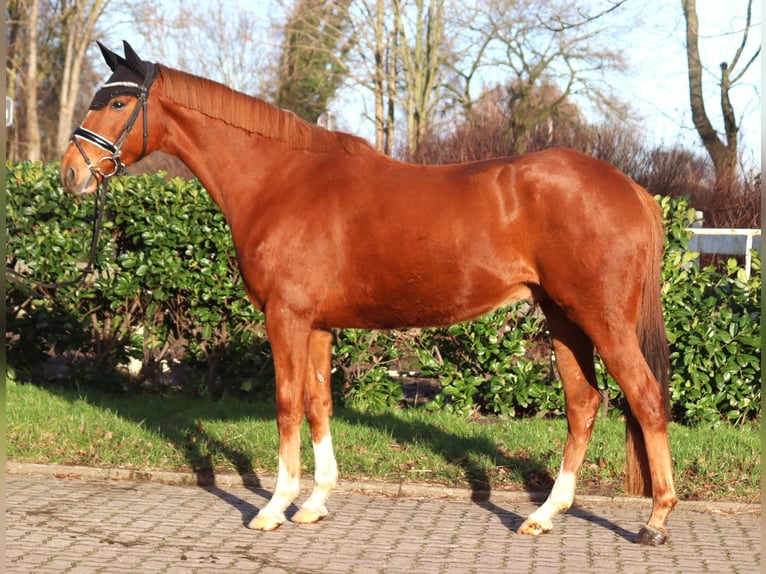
<box><xmin>318</xmin><ymin>279</ymin><xmax>538</xmax><ymax>330</ymax></box>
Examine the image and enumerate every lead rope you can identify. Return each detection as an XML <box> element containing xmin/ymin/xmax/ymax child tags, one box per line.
<box><xmin>6</xmin><ymin>176</ymin><xmax>110</xmax><ymax>293</ymax></box>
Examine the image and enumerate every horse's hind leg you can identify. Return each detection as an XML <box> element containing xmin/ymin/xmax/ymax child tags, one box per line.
<box><xmin>518</xmin><ymin>302</ymin><xmax>601</xmax><ymax>536</ymax></box>
<box><xmin>597</xmin><ymin>336</ymin><xmax>676</xmax><ymax>545</ymax></box>
<box><xmin>293</xmin><ymin>329</ymin><xmax>338</xmax><ymax>524</ymax></box>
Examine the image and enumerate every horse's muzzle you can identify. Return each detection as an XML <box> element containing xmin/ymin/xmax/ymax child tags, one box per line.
<box><xmin>63</xmin><ymin>166</ymin><xmax>78</xmax><ymax>190</ymax></box>
<box><xmin>61</xmin><ymin>154</ymin><xmax>98</xmax><ymax>196</ymax></box>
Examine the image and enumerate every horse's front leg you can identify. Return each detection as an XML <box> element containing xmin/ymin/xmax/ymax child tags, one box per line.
<box><xmin>518</xmin><ymin>305</ymin><xmax>601</xmax><ymax>537</ymax></box>
<box><xmin>247</xmin><ymin>311</ymin><xmax>311</xmax><ymax>531</ymax></box>
<box><xmin>293</xmin><ymin>329</ymin><xmax>338</xmax><ymax>524</ymax></box>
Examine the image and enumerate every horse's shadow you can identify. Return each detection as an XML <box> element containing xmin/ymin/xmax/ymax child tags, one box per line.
<box><xmin>179</xmin><ymin>427</ymin><xmax>272</xmax><ymax>527</ymax></box>
<box><xmin>15</xmin><ymin>369</ymin><xmax>636</xmax><ymax>539</ymax></box>
<box><xmin>473</xmin><ymin>498</ymin><xmax>635</xmax><ymax>542</ymax></box>
<box><xmin>343</xmin><ymin>410</ymin><xmax>636</xmax><ymax>541</ymax></box>
<box><xmin>566</xmin><ymin>506</ymin><xmax>636</xmax><ymax>542</ymax></box>
<box><xmin>173</xmin><ymin>404</ymin><xmax>548</xmax><ymax>529</ymax></box>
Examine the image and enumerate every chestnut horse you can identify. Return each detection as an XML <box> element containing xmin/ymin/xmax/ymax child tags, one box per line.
<box><xmin>61</xmin><ymin>42</ymin><xmax>676</xmax><ymax>545</ymax></box>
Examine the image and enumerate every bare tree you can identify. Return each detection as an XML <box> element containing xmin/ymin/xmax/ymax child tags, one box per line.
<box><xmin>274</xmin><ymin>0</ymin><xmax>354</xmax><ymax>123</ymax></box>
<box><xmin>451</xmin><ymin>0</ymin><xmax>629</xmax><ymax>152</ymax></box>
<box><xmin>681</xmin><ymin>0</ymin><xmax>760</xmax><ymax>185</ymax></box>
<box><xmin>56</xmin><ymin>0</ymin><xmax>109</xmax><ymax>154</ymax></box>
<box><xmin>7</xmin><ymin>0</ymin><xmax>121</xmax><ymax>161</ymax></box>
<box><xmin>341</xmin><ymin>0</ymin><xmax>631</xmax><ymax>156</ymax></box>
<box><xmin>376</xmin><ymin>0</ymin><xmax>398</xmax><ymax>154</ymax></box>
<box><xmin>7</xmin><ymin>3</ymin><xmax>25</xmax><ymax>160</ymax></box>
<box><xmin>13</xmin><ymin>0</ymin><xmax>42</xmax><ymax>161</ymax></box>
<box><xmin>393</xmin><ymin>0</ymin><xmax>456</xmax><ymax>153</ymax></box>
<box><xmin>134</xmin><ymin>1</ymin><xmax>270</xmax><ymax>96</ymax></box>
<box><xmin>349</xmin><ymin>0</ymin><xmax>398</xmax><ymax>153</ymax></box>
<box><xmin>344</xmin><ymin>0</ymin><xmax>465</xmax><ymax>154</ymax></box>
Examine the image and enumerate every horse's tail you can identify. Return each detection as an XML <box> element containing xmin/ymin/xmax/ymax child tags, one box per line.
<box><xmin>624</xmin><ymin>191</ymin><xmax>671</xmax><ymax>498</ymax></box>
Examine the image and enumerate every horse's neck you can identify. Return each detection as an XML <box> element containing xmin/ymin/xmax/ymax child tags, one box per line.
<box><xmin>158</xmin><ymin>101</ymin><xmax>278</xmax><ymax>218</ymax></box>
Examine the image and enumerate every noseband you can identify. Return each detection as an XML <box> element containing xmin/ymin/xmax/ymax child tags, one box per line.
<box><xmin>71</xmin><ymin>63</ymin><xmax>158</xmax><ymax>180</ymax></box>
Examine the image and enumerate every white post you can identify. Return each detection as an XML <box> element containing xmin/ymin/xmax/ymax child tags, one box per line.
<box><xmin>745</xmin><ymin>233</ymin><xmax>753</xmax><ymax>279</ymax></box>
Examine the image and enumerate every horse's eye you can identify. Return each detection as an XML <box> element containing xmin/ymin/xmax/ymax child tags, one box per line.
<box><xmin>110</xmin><ymin>100</ymin><xmax>127</xmax><ymax>111</ymax></box>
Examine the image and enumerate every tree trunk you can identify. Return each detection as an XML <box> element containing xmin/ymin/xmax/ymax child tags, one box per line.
<box><xmin>56</xmin><ymin>0</ymin><xmax>106</xmax><ymax>154</ymax></box>
<box><xmin>7</xmin><ymin>2</ymin><xmax>23</xmax><ymax>161</ymax></box>
<box><xmin>24</xmin><ymin>0</ymin><xmax>41</xmax><ymax>161</ymax></box>
<box><xmin>682</xmin><ymin>0</ymin><xmax>739</xmax><ymax>185</ymax></box>
<box><xmin>395</xmin><ymin>0</ymin><xmax>446</xmax><ymax>155</ymax></box>
<box><xmin>373</xmin><ymin>0</ymin><xmax>386</xmax><ymax>152</ymax></box>
<box><xmin>386</xmin><ymin>49</ymin><xmax>396</xmax><ymax>155</ymax></box>
<box><xmin>370</xmin><ymin>0</ymin><xmax>396</xmax><ymax>155</ymax></box>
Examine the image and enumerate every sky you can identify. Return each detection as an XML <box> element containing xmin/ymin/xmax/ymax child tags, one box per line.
<box><xmin>99</xmin><ymin>0</ymin><xmax>761</xmax><ymax>169</ymax></box>
<box><xmin>606</xmin><ymin>0</ymin><xmax>761</xmax><ymax>168</ymax></box>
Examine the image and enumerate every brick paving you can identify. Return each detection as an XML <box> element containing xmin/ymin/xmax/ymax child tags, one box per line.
<box><xmin>5</xmin><ymin>472</ymin><xmax>761</xmax><ymax>573</ymax></box>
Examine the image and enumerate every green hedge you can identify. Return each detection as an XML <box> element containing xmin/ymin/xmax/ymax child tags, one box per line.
<box><xmin>6</xmin><ymin>162</ymin><xmax>270</xmax><ymax>398</ymax></box>
<box><xmin>5</xmin><ymin>162</ymin><xmax>761</xmax><ymax>425</ymax></box>
<box><xmin>658</xmin><ymin>196</ymin><xmax>761</xmax><ymax>425</ymax></box>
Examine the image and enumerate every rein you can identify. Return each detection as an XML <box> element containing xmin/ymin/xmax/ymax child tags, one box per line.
<box><xmin>6</xmin><ymin>63</ymin><xmax>158</xmax><ymax>294</ymax></box>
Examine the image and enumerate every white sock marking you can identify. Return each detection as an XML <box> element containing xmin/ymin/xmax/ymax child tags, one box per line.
<box><xmin>527</xmin><ymin>463</ymin><xmax>576</xmax><ymax>529</ymax></box>
<box><xmin>302</xmin><ymin>434</ymin><xmax>338</xmax><ymax>514</ymax></box>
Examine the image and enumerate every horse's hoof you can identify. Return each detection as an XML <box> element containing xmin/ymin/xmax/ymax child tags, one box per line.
<box><xmin>292</xmin><ymin>506</ymin><xmax>327</xmax><ymax>525</ymax></box>
<box><xmin>517</xmin><ymin>518</ymin><xmax>551</xmax><ymax>536</ymax></box>
<box><xmin>634</xmin><ymin>525</ymin><xmax>668</xmax><ymax>546</ymax></box>
<box><xmin>247</xmin><ymin>511</ymin><xmax>285</xmax><ymax>531</ymax></box>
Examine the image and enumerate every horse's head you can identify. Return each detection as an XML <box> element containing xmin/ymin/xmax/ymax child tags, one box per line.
<box><xmin>61</xmin><ymin>41</ymin><xmax>159</xmax><ymax>195</ymax></box>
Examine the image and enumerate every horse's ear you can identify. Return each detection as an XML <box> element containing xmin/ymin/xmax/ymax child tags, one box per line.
<box><xmin>122</xmin><ymin>41</ymin><xmax>148</xmax><ymax>76</ymax></box>
<box><xmin>98</xmin><ymin>41</ymin><xmax>125</xmax><ymax>72</ymax></box>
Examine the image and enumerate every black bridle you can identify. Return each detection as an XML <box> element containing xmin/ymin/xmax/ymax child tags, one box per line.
<box><xmin>71</xmin><ymin>62</ymin><xmax>157</xmax><ymax>180</ymax></box>
<box><xmin>7</xmin><ymin>63</ymin><xmax>157</xmax><ymax>293</ymax></box>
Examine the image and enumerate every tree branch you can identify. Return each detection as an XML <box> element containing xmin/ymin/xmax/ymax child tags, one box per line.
<box><xmin>540</xmin><ymin>0</ymin><xmax>628</xmax><ymax>32</ymax></box>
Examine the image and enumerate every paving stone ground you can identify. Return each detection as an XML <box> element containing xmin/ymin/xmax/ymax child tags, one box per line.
<box><xmin>5</xmin><ymin>472</ymin><xmax>761</xmax><ymax>573</ymax></box>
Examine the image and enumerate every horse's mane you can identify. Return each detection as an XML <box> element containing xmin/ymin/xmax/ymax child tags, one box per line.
<box><xmin>157</xmin><ymin>65</ymin><xmax>376</xmax><ymax>156</ymax></box>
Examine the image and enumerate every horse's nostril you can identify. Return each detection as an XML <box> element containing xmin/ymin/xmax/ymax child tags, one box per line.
<box><xmin>64</xmin><ymin>166</ymin><xmax>77</xmax><ymax>189</ymax></box>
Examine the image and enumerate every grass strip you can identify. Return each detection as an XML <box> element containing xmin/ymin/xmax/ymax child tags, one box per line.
<box><xmin>6</xmin><ymin>380</ymin><xmax>760</xmax><ymax>502</ymax></box>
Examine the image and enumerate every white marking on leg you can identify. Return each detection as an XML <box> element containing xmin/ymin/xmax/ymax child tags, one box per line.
<box><xmin>301</xmin><ymin>434</ymin><xmax>338</xmax><ymax>516</ymax></box>
<box><xmin>526</xmin><ymin>463</ymin><xmax>576</xmax><ymax>532</ymax></box>
<box><xmin>259</xmin><ymin>456</ymin><xmax>300</xmax><ymax>523</ymax></box>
